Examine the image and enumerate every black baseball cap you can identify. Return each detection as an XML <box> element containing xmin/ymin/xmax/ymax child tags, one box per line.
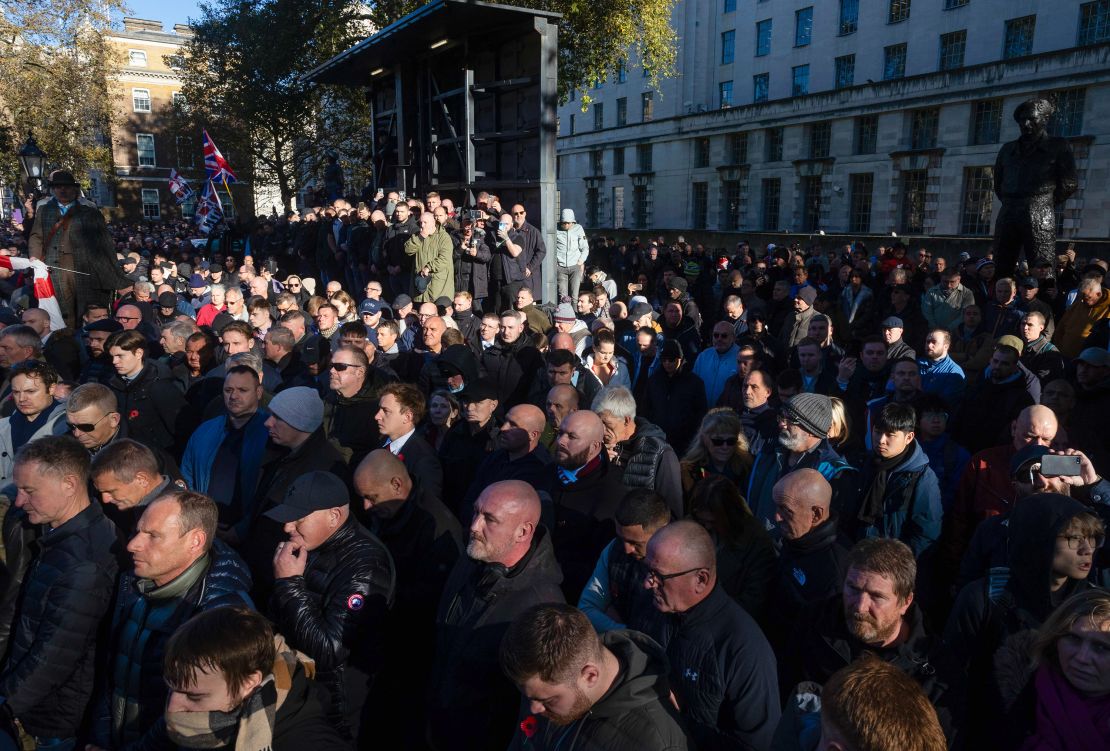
<box><xmin>264</xmin><ymin>471</ymin><xmax>349</xmax><ymax>522</ymax></box>
<box><xmin>460</xmin><ymin>378</ymin><xmax>499</xmax><ymax>403</ymax></box>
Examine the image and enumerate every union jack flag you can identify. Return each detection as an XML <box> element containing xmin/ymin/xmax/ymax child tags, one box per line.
<box><xmin>202</xmin><ymin>130</ymin><xmax>237</xmax><ymax>184</ymax></box>
<box><xmin>167</xmin><ymin>169</ymin><xmax>195</xmax><ymax>204</ymax></box>
<box><xmin>195</xmin><ymin>180</ymin><xmax>224</xmax><ymax>234</ymax></box>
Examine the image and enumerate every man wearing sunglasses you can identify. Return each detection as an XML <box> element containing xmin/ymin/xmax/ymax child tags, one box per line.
<box><xmin>509</xmin><ymin>203</ymin><xmax>546</xmax><ymax>300</ymax></box>
<box><xmin>642</xmin><ymin>520</ymin><xmax>779</xmax><ymax>750</ymax></box>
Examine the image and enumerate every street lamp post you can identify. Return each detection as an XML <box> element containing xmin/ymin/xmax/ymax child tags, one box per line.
<box><xmin>17</xmin><ymin>132</ymin><xmax>47</xmax><ymax>197</ymax></box>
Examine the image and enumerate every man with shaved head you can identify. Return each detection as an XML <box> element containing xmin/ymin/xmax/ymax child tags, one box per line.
<box><xmin>545</xmin><ymin>383</ymin><xmax>578</xmax><ymax>434</ymax></box>
<box><xmin>429</xmin><ymin>480</ymin><xmax>565</xmax><ymax>751</ymax></box>
<box><xmin>544</xmin><ymin>410</ymin><xmax>633</xmax><ymax>599</ymax></box>
<box><xmin>944</xmin><ymin>403</ymin><xmax>1058</xmax><ymax>577</ymax></box>
<box><xmin>642</xmin><ymin>520</ymin><xmax>780</xmax><ymax>749</ymax></box>
<box><xmin>355</xmin><ymin>450</ymin><xmax>462</xmax><ymax>748</ymax></box>
<box><xmin>459</xmin><ymin>404</ymin><xmax>552</xmax><ymax>522</ymax></box>
<box><xmin>767</xmin><ymin>469</ymin><xmax>848</xmax><ymax>645</ymax></box>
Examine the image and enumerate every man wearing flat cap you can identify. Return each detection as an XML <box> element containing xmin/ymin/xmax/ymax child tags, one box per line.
<box><xmin>28</xmin><ymin>170</ymin><xmax>132</xmax><ymax>328</ymax></box>
<box><xmin>268</xmin><ymin>470</ymin><xmax>395</xmax><ymax>744</ymax></box>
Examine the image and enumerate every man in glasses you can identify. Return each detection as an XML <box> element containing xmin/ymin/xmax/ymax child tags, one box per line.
<box><xmin>509</xmin><ymin>203</ymin><xmax>546</xmax><ymax>300</ymax></box>
<box><xmin>692</xmin><ymin>321</ymin><xmax>738</xmax><ymax>406</ymax></box>
<box><xmin>65</xmin><ymin>383</ymin><xmax>123</xmax><ymax>457</ymax></box>
<box><xmin>642</xmin><ymin>520</ymin><xmax>779</xmax><ymax>750</ymax></box>
<box><xmin>323</xmin><ymin>345</ymin><xmax>394</xmax><ymax>466</ymax></box>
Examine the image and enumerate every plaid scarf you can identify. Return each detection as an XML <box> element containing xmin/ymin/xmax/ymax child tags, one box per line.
<box><xmin>166</xmin><ymin>635</ymin><xmax>314</xmax><ymax>751</ymax></box>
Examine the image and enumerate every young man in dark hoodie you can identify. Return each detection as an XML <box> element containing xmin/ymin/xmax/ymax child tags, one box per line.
<box><xmin>945</xmin><ymin>491</ymin><xmax>1107</xmax><ymax>745</ymax></box>
<box><xmin>501</xmin><ymin>603</ymin><xmax>693</xmax><ymax>750</ymax></box>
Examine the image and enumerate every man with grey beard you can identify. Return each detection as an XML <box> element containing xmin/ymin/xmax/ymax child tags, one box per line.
<box><xmin>428</xmin><ymin>481</ymin><xmax>565</xmax><ymax>751</ymax></box>
<box><xmin>746</xmin><ymin>393</ymin><xmax>860</xmax><ymax>536</ymax></box>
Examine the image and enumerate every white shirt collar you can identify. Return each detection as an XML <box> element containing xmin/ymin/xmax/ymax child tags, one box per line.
<box><xmin>388</xmin><ymin>428</ymin><xmax>416</xmax><ymax>454</ymax></box>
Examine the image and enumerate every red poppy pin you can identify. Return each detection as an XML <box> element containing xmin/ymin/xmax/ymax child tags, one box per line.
<box><xmin>520</xmin><ymin>715</ymin><xmax>538</xmax><ymax>741</ymax></box>
<box><xmin>129</xmin><ymin>409</ymin><xmax>139</xmax><ymax>420</ymax></box>
<box><xmin>396</xmin><ymin>452</ymin><xmax>404</xmax><ymax>462</ymax></box>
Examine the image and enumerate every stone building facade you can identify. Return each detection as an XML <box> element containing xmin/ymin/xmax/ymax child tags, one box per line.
<box><xmin>556</xmin><ymin>0</ymin><xmax>1110</xmax><ymax>246</ymax></box>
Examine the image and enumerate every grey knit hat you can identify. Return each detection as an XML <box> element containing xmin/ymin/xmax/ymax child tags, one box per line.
<box><xmin>782</xmin><ymin>393</ymin><xmax>833</xmax><ymax>438</ymax></box>
<box><xmin>268</xmin><ymin>386</ymin><xmax>324</xmax><ymax>433</ymax></box>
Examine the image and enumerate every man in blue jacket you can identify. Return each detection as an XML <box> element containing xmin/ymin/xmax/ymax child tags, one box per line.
<box><xmin>917</xmin><ymin>328</ymin><xmax>966</xmax><ymax>408</ymax></box>
<box><xmin>180</xmin><ymin>365</ymin><xmax>270</xmax><ymax>545</ymax></box>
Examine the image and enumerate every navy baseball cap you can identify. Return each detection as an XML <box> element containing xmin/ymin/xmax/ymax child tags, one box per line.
<box><xmin>264</xmin><ymin>471</ymin><xmax>349</xmax><ymax>522</ymax></box>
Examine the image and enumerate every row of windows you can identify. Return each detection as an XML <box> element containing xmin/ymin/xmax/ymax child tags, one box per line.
<box><xmin>586</xmin><ymin>166</ymin><xmax>1008</xmax><ymax>236</ymax></box>
<box><xmin>724</xmin><ymin>5</ymin><xmax>1107</xmax><ymax>67</ymax></box>
<box><xmin>581</xmin><ymin>89</ymin><xmax>1085</xmax><ymax>176</ymax></box>
<box><xmin>132</xmin><ymin>89</ymin><xmax>185</xmax><ymax>113</ymax></box>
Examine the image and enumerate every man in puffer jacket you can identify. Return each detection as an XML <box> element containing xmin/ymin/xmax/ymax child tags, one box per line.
<box><xmin>555</xmin><ymin>208</ymin><xmax>589</xmax><ymax>302</ymax></box>
<box><xmin>94</xmin><ymin>491</ymin><xmax>252</xmax><ymax>749</ymax></box>
<box><xmin>0</xmin><ymin>436</ymin><xmax>120</xmax><ymax>748</ymax></box>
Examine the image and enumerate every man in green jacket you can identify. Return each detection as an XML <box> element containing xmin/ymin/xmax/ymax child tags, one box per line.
<box><xmin>405</xmin><ymin>211</ymin><xmax>454</xmax><ymax>303</ymax></box>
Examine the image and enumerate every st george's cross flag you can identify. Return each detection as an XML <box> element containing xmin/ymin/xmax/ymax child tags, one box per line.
<box><xmin>202</xmin><ymin>130</ymin><xmax>237</xmax><ymax>184</ymax></box>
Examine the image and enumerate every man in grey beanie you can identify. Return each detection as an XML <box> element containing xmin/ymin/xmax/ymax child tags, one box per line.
<box><xmin>746</xmin><ymin>393</ymin><xmax>860</xmax><ymax>538</ymax></box>
<box><xmin>242</xmin><ymin>386</ymin><xmax>352</xmax><ymax>604</ymax></box>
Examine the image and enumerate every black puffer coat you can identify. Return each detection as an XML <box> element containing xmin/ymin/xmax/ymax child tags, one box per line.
<box><xmin>429</xmin><ymin>528</ymin><xmax>565</xmax><ymax>751</ymax></box>
<box><xmin>103</xmin><ymin>540</ymin><xmax>252</xmax><ymax>747</ymax></box>
<box><xmin>613</xmin><ymin>418</ymin><xmax>684</xmax><ymax>517</ymax></box>
<box><xmin>0</xmin><ymin>502</ymin><xmax>119</xmax><ymax>737</ymax></box>
<box><xmin>270</xmin><ymin>516</ymin><xmax>395</xmax><ymax>734</ymax></box>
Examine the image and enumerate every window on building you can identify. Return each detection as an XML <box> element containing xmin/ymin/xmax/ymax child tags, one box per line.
<box><xmin>616</xmin><ymin>59</ymin><xmax>627</xmax><ymax>83</ymax></box>
<box><xmin>172</xmin><ymin>92</ymin><xmax>186</xmax><ymax>108</ymax></box>
<box><xmin>1003</xmin><ymin>16</ymin><xmax>1036</xmax><ymax>59</ymax></box>
<box><xmin>961</xmin><ymin>166</ymin><xmax>994</xmax><ymax>234</ymax></box>
<box><xmin>729</xmin><ymin>132</ymin><xmax>749</xmax><ymax>164</ymax></box>
<box><xmin>616</xmin><ymin>97</ymin><xmax>627</xmax><ymax>126</ymax></box>
<box><xmin>910</xmin><ymin>108</ymin><xmax>939</xmax><ymax>149</ymax></box>
<box><xmin>569</xmin><ymin>114</ymin><xmax>575</xmax><ymax>135</ymax></box>
<box><xmin>809</xmin><ymin>122</ymin><xmax>831</xmax><ymax>159</ymax></box>
<box><xmin>792</xmin><ymin>65</ymin><xmax>809</xmax><ymax>97</ymax></box>
<box><xmin>839</xmin><ymin>0</ymin><xmax>859</xmax><ymax>35</ymax></box>
<box><xmin>721</xmin><ymin>180</ymin><xmax>742</xmax><ymax>230</ymax></box>
<box><xmin>132</xmin><ymin>88</ymin><xmax>151</xmax><ymax>113</ymax></box>
<box><xmin>693</xmin><ymin>182</ymin><xmax>709</xmax><ymax>229</ymax></box>
<box><xmin>694</xmin><ymin>138</ymin><xmax>711</xmax><ymax>168</ymax></box>
<box><xmin>613</xmin><ymin>147</ymin><xmax>625</xmax><ymax>174</ymax></box>
<box><xmin>939</xmin><ymin>30</ymin><xmax>966</xmax><ymax>70</ymax></box>
<box><xmin>166</xmin><ymin>54</ymin><xmax>185</xmax><ymax>70</ymax></box>
<box><xmin>724</xmin><ymin>0</ymin><xmax>737</xmax><ymax>12</ymax></box>
<box><xmin>883</xmin><ymin>43</ymin><xmax>907</xmax><ymax>80</ymax></box>
<box><xmin>835</xmin><ymin>55</ymin><xmax>855</xmax><ymax>89</ymax></box>
<box><xmin>594</xmin><ymin>103</ymin><xmax>604</xmax><ymax>131</ymax></box>
<box><xmin>136</xmin><ymin>133</ymin><xmax>156</xmax><ymax>167</ymax></box>
<box><xmin>900</xmin><ymin>169</ymin><xmax>928</xmax><ymax>233</ymax></box>
<box><xmin>753</xmin><ymin>73</ymin><xmax>769</xmax><ymax>103</ymax></box>
<box><xmin>756</xmin><ymin>19</ymin><xmax>772</xmax><ymax>56</ymax></box>
<box><xmin>854</xmin><ymin>115</ymin><xmax>878</xmax><ymax>155</ymax></box>
<box><xmin>128</xmin><ymin>49</ymin><xmax>148</xmax><ymax>67</ymax></box>
<box><xmin>1078</xmin><ymin>1</ymin><xmax>1110</xmax><ymax>45</ymax></box>
<box><xmin>719</xmin><ymin>80</ymin><xmax>734</xmax><ymax>108</ymax></box>
<box><xmin>592</xmin><ymin>75</ymin><xmax>604</xmax><ymax>89</ymax></box>
<box><xmin>944</xmin><ymin>0</ymin><xmax>969</xmax><ymax>8</ymax></box>
<box><xmin>1048</xmin><ymin>88</ymin><xmax>1086</xmax><ymax>137</ymax></box>
<box><xmin>591</xmin><ymin>150</ymin><xmax>604</xmax><ymax>175</ymax></box>
<box><xmin>721</xmin><ymin>30</ymin><xmax>736</xmax><ymax>64</ymax></box>
<box><xmin>889</xmin><ymin>0</ymin><xmax>911</xmax><ymax>23</ymax></box>
<box><xmin>641</xmin><ymin>91</ymin><xmax>654</xmax><ymax>122</ymax></box>
<box><xmin>971</xmin><ymin>99</ymin><xmax>1003</xmax><ymax>145</ymax></box>
<box><xmin>849</xmin><ymin>173</ymin><xmax>874</xmax><ymax>233</ymax></box>
<box><xmin>175</xmin><ymin>136</ymin><xmax>196</xmax><ymax>168</ymax></box>
<box><xmin>586</xmin><ymin>187</ymin><xmax>600</xmax><ymax>227</ymax></box>
<box><xmin>761</xmin><ymin>178</ymin><xmax>781</xmax><ymax>230</ymax></box>
<box><xmin>795</xmin><ymin>7</ymin><xmax>813</xmax><ymax>46</ymax></box>
<box><xmin>633</xmin><ymin>184</ymin><xmax>652</xmax><ymax>228</ymax></box>
<box><xmin>637</xmin><ymin>143</ymin><xmax>653</xmax><ymax>172</ymax></box>
<box><xmin>181</xmin><ymin>194</ymin><xmax>196</xmax><ymax>219</ymax></box>
<box><xmin>801</xmin><ymin>176</ymin><xmax>822</xmax><ymax>231</ymax></box>
<box><xmin>766</xmin><ymin>127</ymin><xmax>784</xmax><ymax>161</ymax></box>
<box><xmin>141</xmin><ymin>188</ymin><xmax>160</xmax><ymax>219</ymax></box>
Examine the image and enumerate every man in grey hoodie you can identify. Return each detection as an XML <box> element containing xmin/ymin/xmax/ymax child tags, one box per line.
<box><xmin>555</xmin><ymin>209</ymin><xmax>590</xmax><ymax>302</ymax></box>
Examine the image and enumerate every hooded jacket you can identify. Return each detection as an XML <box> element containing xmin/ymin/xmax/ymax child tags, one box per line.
<box><xmin>506</xmin><ymin>630</ymin><xmax>694</xmax><ymax>751</ymax></box>
<box><xmin>554</xmin><ymin>219</ymin><xmax>590</xmax><ymax>268</ymax></box>
<box><xmin>849</xmin><ymin>441</ymin><xmax>943</xmax><ymax>559</ymax></box>
<box><xmin>429</xmin><ymin>528</ymin><xmax>565</xmax><ymax>751</ymax></box>
<box><xmin>945</xmin><ymin>493</ymin><xmax>1104</xmax><ymax>744</ymax></box>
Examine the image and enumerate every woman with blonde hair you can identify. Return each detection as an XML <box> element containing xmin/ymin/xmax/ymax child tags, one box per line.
<box><xmin>827</xmin><ymin>395</ymin><xmax>850</xmax><ymax>448</ymax></box>
<box><xmin>329</xmin><ymin>289</ymin><xmax>358</xmax><ymax>323</ymax></box>
<box><xmin>680</xmin><ymin>408</ymin><xmax>752</xmax><ymax>501</ymax></box>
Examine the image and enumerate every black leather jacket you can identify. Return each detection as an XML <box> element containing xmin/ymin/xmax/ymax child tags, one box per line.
<box><xmin>270</xmin><ymin>516</ymin><xmax>395</xmax><ymax>733</ymax></box>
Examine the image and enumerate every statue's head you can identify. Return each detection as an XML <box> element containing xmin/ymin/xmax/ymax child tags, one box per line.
<box><xmin>1013</xmin><ymin>97</ymin><xmax>1055</xmax><ymax>139</ymax></box>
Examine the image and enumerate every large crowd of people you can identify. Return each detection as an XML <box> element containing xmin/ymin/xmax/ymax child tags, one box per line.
<box><xmin>0</xmin><ymin>174</ymin><xmax>1107</xmax><ymax>751</ymax></box>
